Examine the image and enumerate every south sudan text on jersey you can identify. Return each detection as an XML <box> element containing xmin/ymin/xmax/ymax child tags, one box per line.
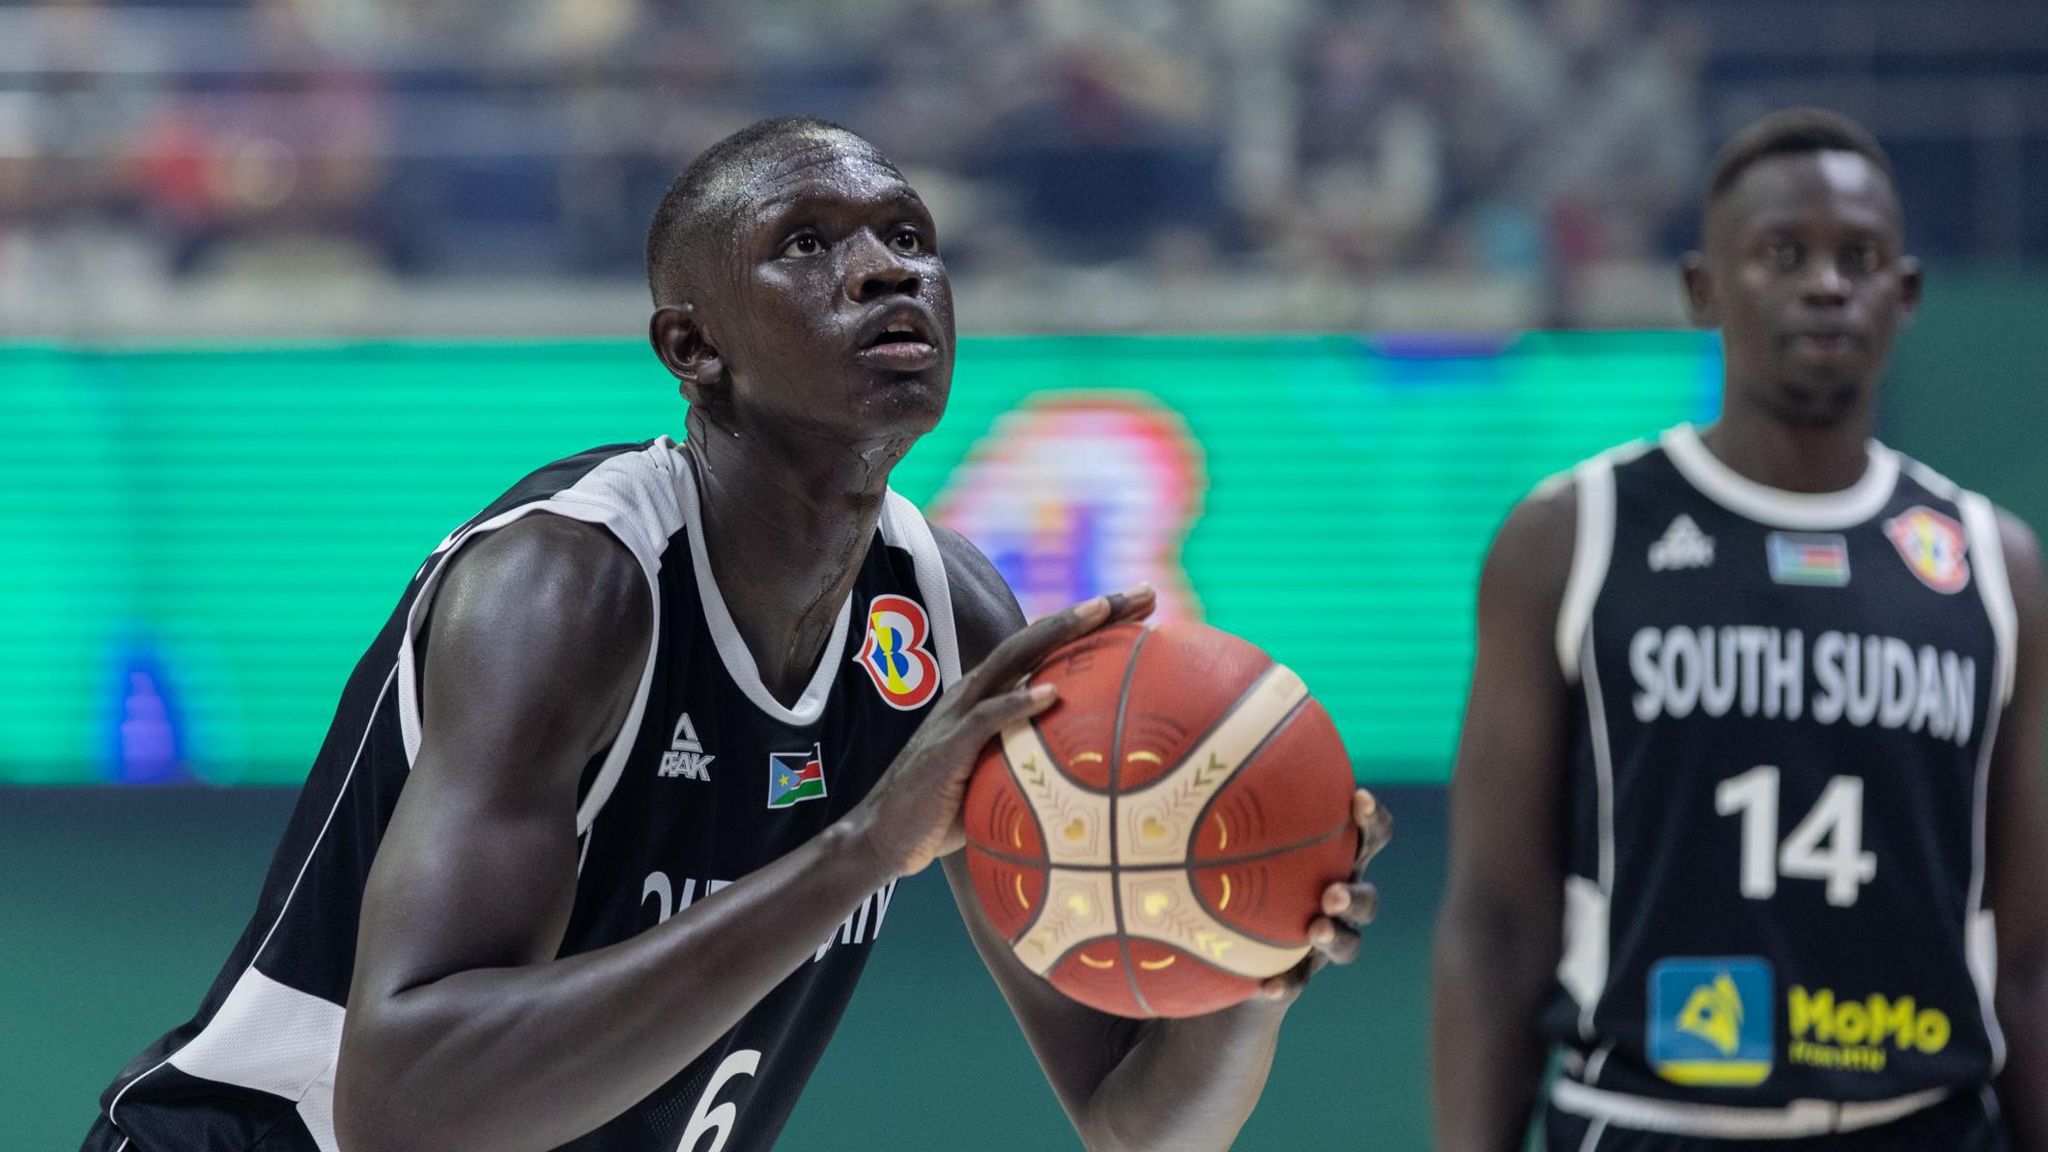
<box><xmin>1629</xmin><ymin>626</ymin><xmax>1978</xmax><ymax>745</ymax></box>
<box><xmin>1542</xmin><ymin>425</ymin><xmax>2017</xmax><ymax>1140</ymax></box>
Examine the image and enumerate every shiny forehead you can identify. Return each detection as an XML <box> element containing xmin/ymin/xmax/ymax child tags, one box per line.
<box><xmin>715</xmin><ymin>130</ymin><xmax>915</xmax><ymax>223</ymax></box>
<box><xmin>1709</xmin><ymin>149</ymin><xmax>1901</xmax><ymax>243</ymax></box>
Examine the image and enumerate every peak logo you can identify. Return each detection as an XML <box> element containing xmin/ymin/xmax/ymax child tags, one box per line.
<box><xmin>658</xmin><ymin>713</ymin><xmax>713</xmax><ymax>780</ymax></box>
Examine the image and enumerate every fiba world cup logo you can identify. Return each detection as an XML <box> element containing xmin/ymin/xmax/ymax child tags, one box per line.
<box><xmin>854</xmin><ymin>594</ymin><xmax>941</xmax><ymax>710</ymax></box>
<box><xmin>934</xmin><ymin>393</ymin><xmax>1204</xmax><ymax>624</ymax></box>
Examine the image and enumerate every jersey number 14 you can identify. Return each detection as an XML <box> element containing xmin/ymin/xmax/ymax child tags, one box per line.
<box><xmin>1715</xmin><ymin>766</ymin><xmax>1877</xmax><ymax>907</ymax></box>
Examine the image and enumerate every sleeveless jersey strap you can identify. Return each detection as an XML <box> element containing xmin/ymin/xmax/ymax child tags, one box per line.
<box><xmin>879</xmin><ymin>490</ymin><xmax>963</xmax><ymax>689</ymax></box>
<box><xmin>1557</xmin><ymin>454</ymin><xmax>1618</xmax><ymax>684</ymax></box>
<box><xmin>1958</xmin><ymin>491</ymin><xmax>2017</xmax><ymax>706</ymax></box>
<box><xmin>397</xmin><ymin>442</ymin><xmax>679</xmax><ymax>835</ymax></box>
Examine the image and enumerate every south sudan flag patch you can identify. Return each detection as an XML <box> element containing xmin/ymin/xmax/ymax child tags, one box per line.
<box><xmin>767</xmin><ymin>744</ymin><xmax>827</xmax><ymax>809</ymax></box>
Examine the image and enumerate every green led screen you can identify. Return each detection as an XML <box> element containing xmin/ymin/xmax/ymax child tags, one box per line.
<box><xmin>0</xmin><ymin>336</ymin><xmax>1718</xmax><ymax>785</ymax></box>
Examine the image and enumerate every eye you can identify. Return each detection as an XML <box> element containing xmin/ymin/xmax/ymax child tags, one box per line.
<box><xmin>888</xmin><ymin>227</ymin><xmax>925</xmax><ymax>255</ymax></box>
<box><xmin>1841</xmin><ymin>241</ymin><xmax>1882</xmax><ymax>275</ymax></box>
<box><xmin>781</xmin><ymin>233</ymin><xmax>825</xmax><ymax>258</ymax></box>
<box><xmin>1767</xmin><ymin>241</ymin><xmax>1802</xmax><ymax>273</ymax></box>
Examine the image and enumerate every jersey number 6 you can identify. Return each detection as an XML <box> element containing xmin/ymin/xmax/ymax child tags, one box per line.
<box><xmin>1715</xmin><ymin>766</ymin><xmax>1878</xmax><ymax>907</ymax></box>
<box><xmin>677</xmin><ymin>1048</ymin><xmax>761</xmax><ymax>1152</ymax></box>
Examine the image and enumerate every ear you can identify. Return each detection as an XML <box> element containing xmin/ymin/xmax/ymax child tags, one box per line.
<box><xmin>649</xmin><ymin>304</ymin><xmax>727</xmax><ymax>408</ymax></box>
<box><xmin>1681</xmin><ymin>251</ymin><xmax>1718</xmax><ymax>327</ymax></box>
<box><xmin>1896</xmin><ymin>255</ymin><xmax>1924</xmax><ymax>326</ymax></box>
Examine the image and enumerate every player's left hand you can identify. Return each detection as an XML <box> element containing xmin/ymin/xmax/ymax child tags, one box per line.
<box><xmin>1257</xmin><ymin>788</ymin><xmax>1392</xmax><ymax>1003</ymax></box>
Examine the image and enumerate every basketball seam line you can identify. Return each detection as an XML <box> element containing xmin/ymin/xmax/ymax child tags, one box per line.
<box><xmin>1185</xmin><ymin>693</ymin><xmax>1333</xmax><ymax>949</ymax></box>
<box><xmin>970</xmin><ymin>816</ymin><xmax>1354</xmax><ymax>874</ymax></box>
<box><xmin>1034</xmin><ymin>929</ymin><xmax>1266</xmax><ymax>995</ymax></box>
<box><xmin>1108</xmin><ymin>626</ymin><xmax>1154</xmax><ymax>1017</ymax></box>
<box><xmin>1027</xmin><ymin>651</ymin><xmax>1282</xmax><ymax>798</ymax></box>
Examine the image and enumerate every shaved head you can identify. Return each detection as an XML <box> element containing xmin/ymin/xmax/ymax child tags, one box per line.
<box><xmin>1704</xmin><ymin>108</ymin><xmax>1898</xmax><ymax>240</ymax></box>
<box><xmin>644</xmin><ymin>116</ymin><xmax>892</xmax><ymax>305</ymax></box>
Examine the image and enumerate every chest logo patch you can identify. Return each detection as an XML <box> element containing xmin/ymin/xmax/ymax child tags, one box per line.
<box><xmin>1648</xmin><ymin>956</ymin><xmax>1774</xmax><ymax>1087</ymax></box>
<box><xmin>1767</xmin><ymin>532</ymin><xmax>1851</xmax><ymax>587</ymax></box>
<box><xmin>854</xmin><ymin>594</ymin><xmax>940</xmax><ymax>710</ymax></box>
<box><xmin>1884</xmin><ymin>507</ymin><xmax>1971</xmax><ymax>595</ymax></box>
<box><xmin>768</xmin><ymin>743</ymin><xmax>827</xmax><ymax>809</ymax></box>
<box><xmin>657</xmin><ymin>712</ymin><xmax>714</xmax><ymax>781</ymax></box>
<box><xmin>1649</xmin><ymin>515</ymin><xmax>1715</xmax><ymax>572</ymax></box>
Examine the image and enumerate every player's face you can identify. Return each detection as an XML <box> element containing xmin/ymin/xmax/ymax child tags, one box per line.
<box><xmin>1690</xmin><ymin>151</ymin><xmax>1921</xmax><ymax>428</ymax></box>
<box><xmin>706</xmin><ymin>134</ymin><xmax>954</xmax><ymax>446</ymax></box>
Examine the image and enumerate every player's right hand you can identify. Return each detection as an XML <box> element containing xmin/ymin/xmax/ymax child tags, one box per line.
<box><xmin>847</xmin><ymin>584</ymin><xmax>1157</xmax><ymax>877</ymax></box>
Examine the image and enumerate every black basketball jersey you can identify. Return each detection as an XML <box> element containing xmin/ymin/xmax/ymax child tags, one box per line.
<box><xmin>1541</xmin><ymin>425</ymin><xmax>2016</xmax><ymax>1140</ymax></box>
<box><xmin>83</xmin><ymin>436</ymin><xmax>962</xmax><ymax>1152</ymax></box>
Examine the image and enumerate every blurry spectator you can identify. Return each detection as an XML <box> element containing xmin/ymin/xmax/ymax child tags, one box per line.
<box><xmin>1281</xmin><ymin>0</ymin><xmax>1444</xmax><ymax>274</ymax></box>
<box><xmin>0</xmin><ymin>0</ymin><xmax>1748</xmax><ymax>331</ymax></box>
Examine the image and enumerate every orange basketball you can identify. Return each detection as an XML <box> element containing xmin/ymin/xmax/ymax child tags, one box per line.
<box><xmin>962</xmin><ymin>620</ymin><xmax>1359</xmax><ymax>1018</ymax></box>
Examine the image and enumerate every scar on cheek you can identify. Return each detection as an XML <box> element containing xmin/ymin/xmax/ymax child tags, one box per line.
<box><xmin>1817</xmin><ymin>151</ymin><xmax>1875</xmax><ymax>195</ymax></box>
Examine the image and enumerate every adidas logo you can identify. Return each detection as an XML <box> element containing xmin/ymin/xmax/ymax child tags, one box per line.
<box><xmin>1649</xmin><ymin>515</ymin><xmax>1715</xmax><ymax>572</ymax></box>
<box><xmin>658</xmin><ymin>713</ymin><xmax>714</xmax><ymax>781</ymax></box>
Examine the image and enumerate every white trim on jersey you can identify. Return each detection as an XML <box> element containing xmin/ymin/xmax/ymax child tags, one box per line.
<box><xmin>1550</xmin><ymin>1079</ymin><xmax>1950</xmax><ymax>1140</ymax></box>
<box><xmin>166</xmin><ymin>968</ymin><xmax>347</xmax><ymax>1152</ymax></box>
<box><xmin>1661</xmin><ymin>424</ymin><xmax>1900</xmax><ymax>530</ymax></box>
<box><xmin>1959</xmin><ymin>488</ymin><xmax>2017</xmax><ymax>1072</ymax></box>
<box><xmin>1556</xmin><ymin>457</ymin><xmax>1615</xmax><ymax>683</ymax></box>
<box><xmin>1557</xmin><ymin>624</ymin><xmax>1618</xmax><ymax>1042</ymax></box>
<box><xmin>1960</xmin><ymin>492</ymin><xmax>2018</xmax><ymax>707</ymax></box>
<box><xmin>674</xmin><ymin>454</ymin><xmax>853</xmax><ymax>726</ymax></box>
<box><xmin>1937</xmin><ymin>469</ymin><xmax>2016</xmax><ymax>1069</ymax></box>
<box><xmin>1546</xmin><ymin>442</ymin><xmax>1637</xmax><ymax>1043</ymax></box>
<box><xmin>878</xmin><ymin>490</ymin><xmax>963</xmax><ymax>689</ymax></box>
<box><xmin>395</xmin><ymin>441</ymin><xmax>679</xmax><ymax>835</ymax></box>
<box><xmin>1558</xmin><ymin>875</ymin><xmax>1610</xmax><ymax>1044</ymax></box>
<box><xmin>1582</xmin><ymin>625</ymin><xmax>1618</xmax><ymax>900</ymax></box>
<box><xmin>109</xmin><ymin>666</ymin><xmax>394</xmax><ymax>1142</ymax></box>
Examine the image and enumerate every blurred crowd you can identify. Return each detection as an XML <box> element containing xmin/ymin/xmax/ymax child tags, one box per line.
<box><xmin>0</xmin><ymin>0</ymin><xmax>2035</xmax><ymax>332</ymax></box>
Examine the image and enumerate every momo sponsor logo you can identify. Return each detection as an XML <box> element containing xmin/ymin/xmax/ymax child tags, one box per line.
<box><xmin>1649</xmin><ymin>957</ymin><xmax>1774</xmax><ymax>1087</ymax></box>
<box><xmin>1788</xmin><ymin>984</ymin><xmax>1952</xmax><ymax>1074</ymax></box>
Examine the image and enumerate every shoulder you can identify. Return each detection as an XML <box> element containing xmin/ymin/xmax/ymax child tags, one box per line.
<box><xmin>442</xmin><ymin>514</ymin><xmax>644</xmax><ymax>616</ymax></box>
<box><xmin>429</xmin><ymin>514</ymin><xmax>651</xmax><ymax>694</ymax></box>
<box><xmin>930</xmin><ymin>523</ymin><xmax>1026</xmax><ymax>670</ymax></box>
<box><xmin>1993</xmin><ymin>506</ymin><xmax>2048</xmax><ymax>628</ymax></box>
<box><xmin>1995</xmin><ymin>506</ymin><xmax>2043</xmax><ymax>582</ymax></box>
<box><xmin>1486</xmin><ymin>472</ymin><xmax>1579</xmax><ymax>607</ymax></box>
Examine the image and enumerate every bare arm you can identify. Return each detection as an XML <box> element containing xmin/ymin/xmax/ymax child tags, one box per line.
<box><xmin>1990</xmin><ymin>510</ymin><xmax>2048</xmax><ymax>1151</ymax></box>
<box><xmin>932</xmin><ymin>527</ymin><xmax>1387</xmax><ymax>1152</ymax></box>
<box><xmin>334</xmin><ymin>516</ymin><xmax>1101</xmax><ymax>1152</ymax></box>
<box><xmin>335</xmin><ymin>516</ymin><xmax>1114</xmax><ymax>1147</ymax></box>
<box><xmin>1431</xmin><ymin>487</ymin><xmax>1577</xmax><ymax>1152</ymax></box>
<box><xmin>333</xmin><ymin>516</ymin><xmax>903</xmax><ymax>1152</ymax></box>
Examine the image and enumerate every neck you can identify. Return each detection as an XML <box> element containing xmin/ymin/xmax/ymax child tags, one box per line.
<box><xmin>1700</xmin><ymin>390</ymin><xmax>1878</xmax><ymax>495</ymax></box>
<box><xmin>685</xmin><ymin>410</ymin><xmax>911</xmax><ymax>705</ymax></box>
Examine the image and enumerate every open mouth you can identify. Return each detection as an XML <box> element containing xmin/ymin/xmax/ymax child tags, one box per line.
<box><xmin>857</xmin><ymin>315</ymin><xmax>940</xmax><ymax>371</ymax></box>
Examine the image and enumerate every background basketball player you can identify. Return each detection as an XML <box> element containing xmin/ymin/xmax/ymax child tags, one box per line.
<box><xmin>1433</xmin><ymin>109</ymin><xmax>2048</xmax><ymax>1150</ymax></box>
<box><xmin>80</xmin><ymin>117</ymin><xmax>1387</xmax><ymax>1152</ymax></box>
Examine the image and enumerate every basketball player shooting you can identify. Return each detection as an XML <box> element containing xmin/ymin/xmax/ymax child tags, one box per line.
<box><xmin>1433</xmin><ymin>109</ymin><xmax>2048</xmax><ymax>1150</ymax></box>
<box><xmin>81</xmin><ymin>117</ymin><xmax>1388</xmax><ymax>1152</ymax></box>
